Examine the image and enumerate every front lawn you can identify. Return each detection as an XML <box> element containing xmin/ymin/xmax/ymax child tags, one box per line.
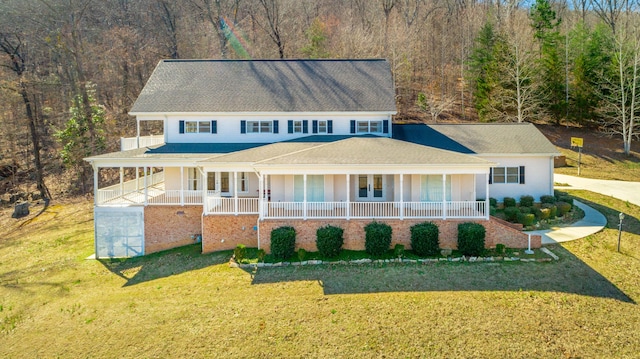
<box><xmin>1</xmin><ymin>193</ymin><xmax>639</xmax><ymax>358</ymax></box>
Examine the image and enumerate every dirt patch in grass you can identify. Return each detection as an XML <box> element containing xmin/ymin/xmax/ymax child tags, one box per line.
<box><xmin>538</xmin><ymin>123</ymin><xmax>640</xmax><ymax>181</ymax></box>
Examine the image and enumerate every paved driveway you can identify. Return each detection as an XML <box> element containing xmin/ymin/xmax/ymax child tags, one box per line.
<box><xmin>554</xmin><ymin>174</ymin><xmax>640</xmax><ymax>207</ymax></box>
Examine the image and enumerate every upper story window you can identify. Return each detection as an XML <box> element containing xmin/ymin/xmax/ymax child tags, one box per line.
<box><xmin>288</xmin><ymin>120</ymin><xmax>308</xmax><ymax>134</ymax></box>
<box><xmin>241</xmin><ymin>120</ymin><xmax>278</xmax><ymax>134</ymax></box>
<box><xmin>312</xmin><ymin>120</ymin><xmax>333</xmax><ymax>134</ymax></box>
<box><xmin>179</xmin><ymin>120</ymin><xmax>217</xmax><ymax>134</ymax></box>
<box><xmin>491</xmin><ymin>166</ymin><xmax>525</xmax><ymax>184</ymax></box>
<box><xmin>350</xmin><ymin>120</ymin><xmax>389</xmax><ymax>134</ymax></box>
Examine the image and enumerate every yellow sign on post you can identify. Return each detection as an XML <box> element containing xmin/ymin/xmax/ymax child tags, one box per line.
<box><xmin>571</xmin><ymin>137</ymin><xmax>584</xmax><ymax>148</ymax></box>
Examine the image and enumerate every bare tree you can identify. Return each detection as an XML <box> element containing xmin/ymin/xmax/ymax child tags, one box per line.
<box><xmin>189</xmin><ymin>0</ymin><xmax>243</xmax><ymax>58</ymax></box>
<box><xmin>417</xmin><ymin>91</ymin><xmax>455</xmax><ymax>122</ymax></box>
<box><xmin>381</xmin><ymin>0</ymin><xmax>397</xmax><ymax>53</ymax></box>
<box><xmin>0</xmin><ymin>33</ymin><xmax>50</xmax><ymax>200</ymax></box>
<box><xmin>590</xmin><ymin>0</ymin><xmax>630</xmax><ymax>33</ymax></box>
<box><xmin>253</xmin><ymin>0</ymin><xmax>286</xmax><ymax>58</ymax></box>
<box><xmin>598</xmin><ymin>21</ymin><xmax>640</xmax><ymax>155</ymax></box>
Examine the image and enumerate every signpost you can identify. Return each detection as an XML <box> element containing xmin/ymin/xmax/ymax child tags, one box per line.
<box><xmin>571</xmin><ymin>137</ymin><xmax>584</xmax><ymax>176</ymax></box>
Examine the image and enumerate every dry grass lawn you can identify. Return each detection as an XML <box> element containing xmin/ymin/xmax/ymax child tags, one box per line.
<box><xmin>1</xmin><ymin>192</ymin><xmax>639</xmax><ymax>358</ymax></box>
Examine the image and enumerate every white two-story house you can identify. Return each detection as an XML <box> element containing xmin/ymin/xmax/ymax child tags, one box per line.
<box><xmin>85</xmin><ymin>59</ymin><xmax>558</xmax><ymax>258</ymax></box>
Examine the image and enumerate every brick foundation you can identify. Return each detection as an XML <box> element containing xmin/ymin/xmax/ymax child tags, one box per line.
<box><xmin>202</xmin><ymin>214</ymin><xmax>259</xmax><ymax>253</ymax></box>
<box><xmin>258</xmin><ymin>218</ymin><xmax>541</xmax><ymax>254</ymax></box>
<box><xmin>144</xmin><ymin>206</ymin><xmax>203</xmax><ymax>254</ymax></box>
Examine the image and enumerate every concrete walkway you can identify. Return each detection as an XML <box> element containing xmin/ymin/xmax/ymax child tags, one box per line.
<box><xmin>554</xmin><ymin>174</ymin><xmax>640</xmax><ymax>207</ymax></box>
<box><xmin>530</xmin><ymin>200</ymin><xmax>608</xmax><ymax>245</ymax></box>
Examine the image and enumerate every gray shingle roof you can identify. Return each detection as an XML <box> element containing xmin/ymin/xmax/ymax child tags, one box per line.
<box><xmin>253</xmin><ymin>137</ymin><xmax>493</xmax><ymax>166</ymax></box>
<box><xmin>130</xmin><ymin>59</ymin><xmax>397</xmax><ymax>113</ymax></box>
<box><xmin>393</xmin><ymin>123</ymin><xmax>559</xmax><ymax>155</ymax></box>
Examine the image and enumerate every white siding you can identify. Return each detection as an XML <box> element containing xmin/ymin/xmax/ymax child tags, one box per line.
<box><xmin>153</xmin><ymin>113</ymin><xmax>392</xmax><ymax>144</ymax></box>
<box><xmin>480</xmin><ymin>156</ymin><xmax>555</xmax><ymax>202</ymax></box>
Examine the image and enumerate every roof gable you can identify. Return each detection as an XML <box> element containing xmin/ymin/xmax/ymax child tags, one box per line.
<box><xmin>130</xmin><ymin>59</ymin><xmax>397</xmax><ymax>114</ymax></box>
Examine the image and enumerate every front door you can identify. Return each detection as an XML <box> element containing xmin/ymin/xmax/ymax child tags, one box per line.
<box><xmin>357</xmin><ymin>174</ymin><xmax>385</xmax><ymax>201</ymax></box>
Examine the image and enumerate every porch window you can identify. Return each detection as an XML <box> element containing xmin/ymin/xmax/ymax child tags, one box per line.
<box><xmin>237</xmin><ymin>172</ymin><xmax>249</xmax><ymax>193</ymax></box>
<box><xmin>420</xmin><ymin>175</ymin><xmax>451</xmax><ymax>201</ymax></box>
<box><xmin>188</xmin><ymin>168</ymin><xmax>201</xmax><ymax>190</ymax></box>
<box><xmin>294</xmin><ymin>175</ymin><xmax>324</xmax><ymax>202</ymax></box>
<box><xmin>221</xmin><ymin>172</ymin><xmax>230</xmax><ymax>193</ymax></box>
<box><xmin>207</xmin><ymin>172</ymin><xmax>215</xmax><ymax>191</ymax></box>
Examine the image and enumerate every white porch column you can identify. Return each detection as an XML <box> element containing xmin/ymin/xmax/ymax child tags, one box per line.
<box><xmin>144</xmin><ymin>166</ymin><xmax>148</xmax><ymax>206</ymax></box>
<box><xmin>93</xmin><ymin>165</ymin><xmax>99</xmax><ymax>205</ymax></box>
<box><xmin>399</xmin><ymin>174</ymin><xmax>404</xmax><ymax>220</ymax></box>
<box><xmin>485</xmin><ymin>173</ymin><xmax>490</xmax><ymax>220</ymax></box>
<box><xmin>346</xmin><ymin>174</ymin><xmax>350</xmax><ymax>220</ymax></box>
<box><xmin>303</xmin><ymin>174</ymin><xmax>308</xmax><ymax>220</ymax></box>
<box><xmin>233</xmin><ymin>171</ymin><xmax>238</xmax><ymax>215</ymax></box>
<box><xmin>180</xmin><ymin>166</ymin><xmax>184</xmax><ymax>206</ymax></box>
<box><xmin>203</xmin><ymin>170</ymin><xmax>208</xmax><ymax>213</ymax></box>
<box><xmin>119</xmin><ymin>167</ymin><xmax>124</xmax><ymax>196</ymax></box>
<box><xmin>135</xmin><ymin>167</ymin><xmax>139</xmax><ymax>190</ymax></box>
<box><xmin>258</xmin><ymin>173</ymin><xmax>264</xmax><ymax>219</ymax></box>
<box><xmin>136</xmin><ymin>118</ymin><xmax>140</xmax><ymax>149</ymax></box>
<box><xmin>442</xmin><ymin>173</ymin><xmax>447</xmax><ymax>219</ymax></box>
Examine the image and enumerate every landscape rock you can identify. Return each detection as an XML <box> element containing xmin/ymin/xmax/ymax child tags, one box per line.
<box><xmin>12</xmin><ymin>201</ymin><xmax>29</xmax><ymax>218</ymax></box>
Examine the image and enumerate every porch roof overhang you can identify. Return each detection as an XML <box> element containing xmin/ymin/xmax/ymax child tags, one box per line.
<box><xmin>202</xmin><ymin>136</ymin><xmax>496</xmax><ymax>174</ymax></box>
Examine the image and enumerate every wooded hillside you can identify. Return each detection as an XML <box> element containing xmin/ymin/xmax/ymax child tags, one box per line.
<box><xmin>0</xmin><ymin>0</ymin><xmax>638</xmax><ymax>200</ymax></box>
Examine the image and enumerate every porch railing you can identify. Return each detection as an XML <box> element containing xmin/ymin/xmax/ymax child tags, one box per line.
<box><xmin>120</xmin><ymin>135</ymin><xmax>165</xmax><ymax>151</ymax></box>
<box><xmin>207</xmin><ymin>196</ymin><xmax>260</xmax><ymax>214</ymax></box>
<box><xmin>262</xmin><ymin>201</ymin><xmax>486</xmax><ymax>219</ymax></box>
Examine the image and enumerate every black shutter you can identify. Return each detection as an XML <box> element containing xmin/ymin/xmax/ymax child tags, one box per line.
<box><xmin>383</xmin><ymin>120</ymin><xmax>389</xmax><ymax>134</ymax></box>
<box><xmin>273</xmin><ymin>120</ymin><xmax>279</xmax><ymax>133</ymax></box>
<box><xmin>328</xmin><ymin>120</ymin><xmax>333</xmax><ymax>134</ymax></box>
<box><xmin>179</xmin><ymin>120</ymin><xmax>185</xmax><ymax>134</ymax></box>
<box><xmin>489</xmin><ymin>168</ymin><xmax>493</xmax><ymax>184</ymax></box>
<box><xmin>211</xmin><ymin>120</ymin><xmax>217</xmax><ymax>134</ymax></box>
<box><xmin>288</xmin><ymin>120</ymin><xmax>293</xmax><ymax>133</ymax></box>
<box><xmin>303</xmin><ymin>120</ymin><xmax>308</xmax><ymax>133</ymax></box>
<box><xmin>240</xmin><ymin>120</ymin><xmax>246</xmax><ymax>134</ymax></box>
<box><xmin>312</xmin><ymin>120</ymin><xmax>318</xmax><ymax>133</ymax></box>
<box><xmin>519</xmin><ymin>166</ymin><xmax>525</xmax><ymax>184</ymax></box>
<box><xmin>350</xmin><ymin>120</ymin><xmax>356</xmax><ymax>134</ymax></box>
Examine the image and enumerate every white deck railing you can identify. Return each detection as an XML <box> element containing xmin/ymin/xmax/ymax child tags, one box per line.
<box><xmin>207</xmin><ymin>196</ymin><xmax>260</xmax><ymax>214</ymax></box>
<box><xmin>262</xmin><ymin>201</ymin><xmax>486</xmax><ymax>219</ymax></box>
<box><xmin>120</xmin><ymin>135</ymin><xmax>165</xmax><ymax>151</ymax></box>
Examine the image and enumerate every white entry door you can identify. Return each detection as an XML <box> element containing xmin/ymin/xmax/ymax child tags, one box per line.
<box><xmin>357</xmin><ymin>174</ymin><xmax>385</xmax><ymax>201</ymax></box>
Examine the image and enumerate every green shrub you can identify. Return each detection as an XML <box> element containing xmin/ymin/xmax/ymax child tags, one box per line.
<box><xmin>517</xmin><ymin>213</ymin><xmax>535</xmax><ymax>226</ymax></box>
<box><xmin>519</xmin><ymin>195</ymin><xmax>534</xmax><ymax>207</ymax></box>
<box><xmin>556</xmin><ymin>201</ymin><xmax>572</xmax><ymax>216</ymax></box>
<box><xmin>457</xmin><ymin>222</ymin><xmax>486</xmax><ymax>256</ymax></box>
<box><xmin>234</xmin><ymin>244</ymin><xmax>247</xmax><ymax>262</ymax></box>
<box><xmin>364</xmin><ymin>221</ymin><xmax>392</xmax><ymax>256</ymax></box>
<box><xmin>316</xmin><ymin>225</ymin><xmax>344</xmax><ymax>258</ymax></box>
<box><xmin>270</xmin><ymin>226</ymin><xmax>296</xmax><ymax>260</ymax></box>
<box><xmin>489</xmin><ymin>198</ymin><xmax>498</xmax><ymax>207</ymax></box>
<box><xmin>504</xmin><ymin>207</ymin><xmax>519</xmax><ymax>222</ymax></box>
<box><xmin>495</xmin><ymin>243</ymin><xmax>506</xmax><ymax>255</ymax></box>
<box><xmin>410</xmin><ymin>222</ymin><xmax>439</xmax><ymax>256</ymax></box>
<box><xmin>541</xmin><ymin>195</ymin><xmax>556</xmax><ymax>204</ymax></box>
<box><xmin>542</xmin><ymin>203</ymin><xmax>558</xmax><ymax>218</ymax></box>
<box><xmin>490</xmin><ymin>206</ymin><xmax>497</xmax><ymax>216</ymax></box>
<box><xmin>519</xmin><ymin>206</ymin><xmax>531</xmax><ymax>214</ymax></box>
<box><xmin>503</xmin><ymin>197</ymin><xmax>517</xmax><ymax>207</ymax></box>
<box><xmin>257</xmin><ymin>249</ymin><xmax>266</xmax><ymax>262</ymax></box>
<box><xmin>537</xmin><ymin>207</ymin><xmax>551</xmax><ymax>220</ymax></box>
<box><xmin>394</xmin><ymin>244</ymin><xmax>405</xmax><ymax>258</ymax></box>
<box><xmin>297</xmin><ymin>248</ymin><xmax>306</xmax><ymax>262</ymax></box>
<box><xmin>558</xmin><ymin>195</ymin><xmax>574</xmax><ymax>206</ymax></box>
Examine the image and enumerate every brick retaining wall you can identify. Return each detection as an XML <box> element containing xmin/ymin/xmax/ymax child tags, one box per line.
<box><xmin>202</xmin><ymin>214</ymin><xmax>259</xmax><ymax>253</ymax></box>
